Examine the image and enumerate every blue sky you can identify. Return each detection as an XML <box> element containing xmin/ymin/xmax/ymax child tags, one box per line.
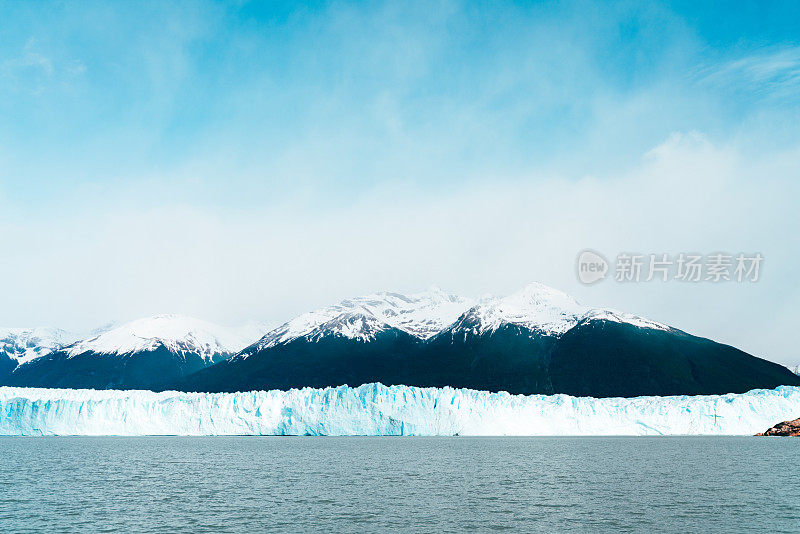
<box><xmin>1</xmin><ymin>1</ymin><xmax>799</xmax><ymax>363</ymax></box>
<box><xmin>2</xmin><ymin>0</ymin><xmax>798</xmax><ymax>207</ymax></box>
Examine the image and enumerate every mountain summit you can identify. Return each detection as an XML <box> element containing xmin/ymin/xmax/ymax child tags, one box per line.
<box><xmin>64</xmin><ymin>314</ymin><xmax>261</xmax><ymax>362</ymax></box>
<box><xmin>247</xmin><ymin>288</ymin><xmax>472</xmax><ymax>352</ymax></box>
<box><xmin>450</xmin><ymin>282</ymin><xmax>591</xmax><ymax>336</ymax></box>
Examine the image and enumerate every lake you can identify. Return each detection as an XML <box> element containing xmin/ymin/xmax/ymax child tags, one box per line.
<box><xmin>0</xmin><ymin>436</ymin><xmax>798</xmax><ymax>532</ymax></box>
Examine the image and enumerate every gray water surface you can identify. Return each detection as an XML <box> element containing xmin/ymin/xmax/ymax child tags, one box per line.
<box><xmin>0</xmin><ymin>436</ymin><xmax>798</xmax><ymax>533</ymax></box>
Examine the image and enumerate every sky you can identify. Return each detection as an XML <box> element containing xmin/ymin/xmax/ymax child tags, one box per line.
<box><xmin>1</xmin><ymin>0</ymin><xmax>799</xmax><ymax>364</ymax></box>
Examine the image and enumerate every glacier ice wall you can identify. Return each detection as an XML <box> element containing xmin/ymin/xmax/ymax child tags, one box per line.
<box><xmin>1</xmin><ymin>384</ymin><xmax>799</xmax><ymax>436</ymax></box>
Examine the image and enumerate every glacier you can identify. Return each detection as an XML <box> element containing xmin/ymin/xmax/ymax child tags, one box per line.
<box><xmin>1</xmin><ymin>384</ymin><xmax>799</xmax><ymax>436</ymax></box>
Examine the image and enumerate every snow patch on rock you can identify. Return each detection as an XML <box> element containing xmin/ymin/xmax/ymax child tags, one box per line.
<box><xmin>0</xmin><ymin>328</ymin><xmax>78</xmax><ymax>366</ymax></box>
<box><xmin>582</xmin><ymin>309</ymin><xmax>671</xmax><ymax>331</ymax></box>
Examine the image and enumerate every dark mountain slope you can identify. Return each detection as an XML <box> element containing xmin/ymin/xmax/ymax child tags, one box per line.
<box><xmin>179</xmin><ymin>328</ymin><xmax>421</xmax><ymax>393</ymax></box>
<box><xmin>548</xmin><ymin>319</ymin><xmax>800</xmax><ymax>397</ymax></box>
<box><xmin>176</xmin><ymin>319</ymin><xmax>800</xmax><ymax>396</ymax></box>
<box><xmin>4</xmin><ymin>346</ymin><xmax>216</xmax><ymax>390</ymax></box>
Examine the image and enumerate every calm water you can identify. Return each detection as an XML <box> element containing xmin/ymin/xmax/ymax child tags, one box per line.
<box><xmin>0</xmin><ymin>436</ymin><xmax>798</xmax><ymax>533</ymax></box>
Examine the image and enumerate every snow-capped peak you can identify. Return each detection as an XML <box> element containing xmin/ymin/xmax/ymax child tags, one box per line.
<box><xmin>788</xmin><ymin>364</ymin><xmax>800</xmax><ymax>376</ymax></box>
<box><xmin>65</xmin><ymin>315</ymin><xmax>267</xmax><ymax>362</ymax></box>
<box><xmin>0</xmin><ymin>327</ymin><xmax>78</xmax><ymax>366</ymax></box>
<box><xmin>250</xmin><ymin>288</ymin><xmax>475</xmax><ymax>351</ymax></box>
<box><xmin>453</xmin><ymin>282</ymin><xmax>591</xmax><ymax>335</ymax></box>
<box><xmin>450</xmin><ymin>282</ymin><xmax>671</xmax><ymax>336</ymax></box>
<box><xmin>248</xmin><ymin>282</ymin><xmax>676</xmax><ymax>351</ymax></box>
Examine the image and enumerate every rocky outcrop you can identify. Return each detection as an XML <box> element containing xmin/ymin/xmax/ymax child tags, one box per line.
<box><xmin>756</xmin><ymin>417</ymin><xmax>800</xmax><ymax>436</ymax></box>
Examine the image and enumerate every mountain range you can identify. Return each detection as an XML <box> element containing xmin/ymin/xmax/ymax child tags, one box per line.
<box><xmin>2</xmin><ymin>316</ymin><xmax>267</xmax><ymax>390</ymax></box>
<box><xmin>2</xmin><ymin>283</ymin><xmax>798</xmax><ymax>396</ymax></box>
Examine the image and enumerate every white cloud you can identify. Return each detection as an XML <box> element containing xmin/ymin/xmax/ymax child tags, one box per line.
<box><xmin>700</xmin><ymin>46</ymin><xmax>800</xmax><ymax>99</ymax></box>
<box><xmin>1</xmin><ymin>39</ymin><xmax>52</xmax><ymax>79</ymax></box>
<box><xmin>0</xmin><ymin>38</ymin><xmax>86</xmax><ymax>95</ymax></box>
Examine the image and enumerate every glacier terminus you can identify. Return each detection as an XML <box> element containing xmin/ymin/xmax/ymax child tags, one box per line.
<box><xmin>2</xmin><ymin>383</ymin><xmax>799</xmax><ymax>436</ymax></box>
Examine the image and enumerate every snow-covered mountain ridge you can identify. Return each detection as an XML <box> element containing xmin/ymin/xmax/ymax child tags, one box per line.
<box><xmin>454</xmin><ymin>282</ymin><xmax>589</xmax><ymax>335</ymax></box>
<box><xmin>64</xmin><ymin>315</ymin><xmax>267</xmax><ymax>362</ymax></box>
<box><xmin>250</xmin><ymin>288</ymin><xmax>474</xmax><ymax>351</ymax></box>
<box><xmin>0</xmin><ymin>282</ymin><xmax>680</xmax><ymax>367</ymax></box>
<box><xmin>0</xmin><ymin>328</ymin><xmax>78</xmax><ymax>366</ymax></box>
<box><xmin>244</xmin><ymin>282</ymin><xmax>671</xmax><ymax>355</ymax></box>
